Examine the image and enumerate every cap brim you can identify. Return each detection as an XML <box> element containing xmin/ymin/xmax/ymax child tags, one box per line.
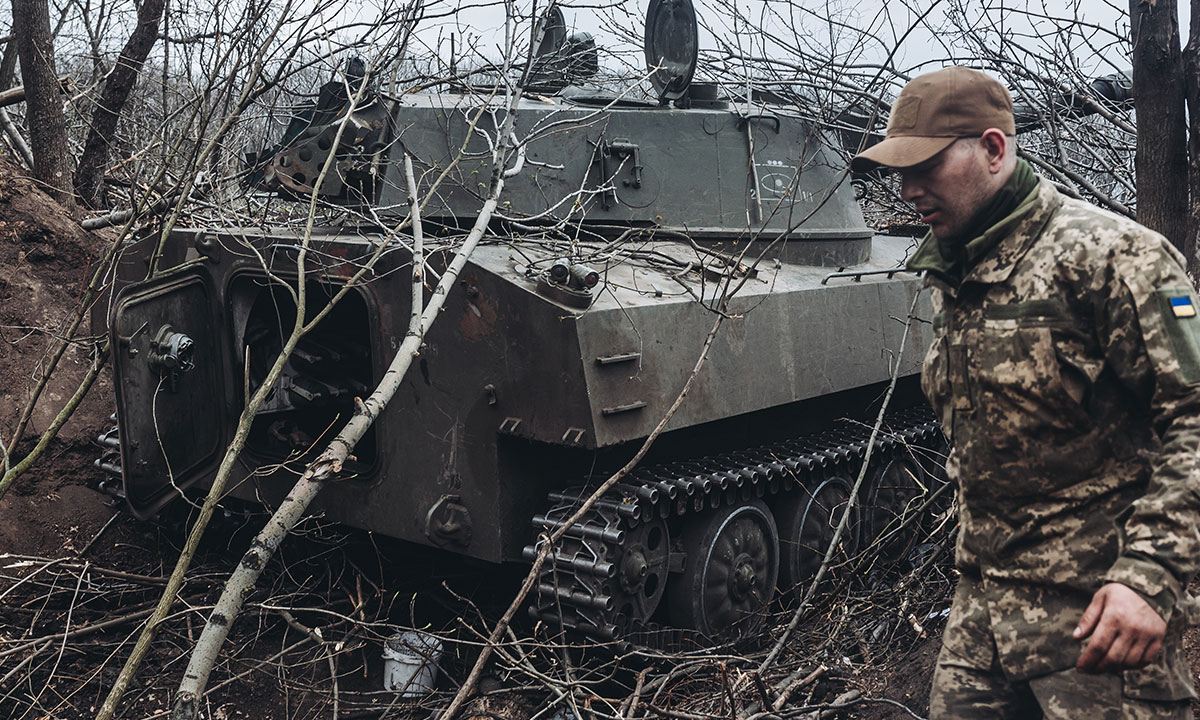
<box><xmin>850</xmin><ymin>135</ymin><xmax>957</xmax><ymax>172</ymax></box>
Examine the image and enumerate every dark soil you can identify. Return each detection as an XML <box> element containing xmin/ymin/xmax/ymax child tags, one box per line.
<box><xmin>0</xmin><ymin>158</ymin><xmax>112</xmax><ymax>450</ymax></box>
<box><xmin>0</xmin><ymin>154</ymin><xmax>123</xmax><ymax>567</ymax></box>
<box><xmin>854</xmin><ymin>630</ymin><xmax>942</xmax><ymax>719</ymax></box>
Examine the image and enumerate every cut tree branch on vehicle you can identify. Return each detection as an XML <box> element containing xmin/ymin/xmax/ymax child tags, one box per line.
<box><xmin>170</xmin><ymin>6</ymin><xmax>558</xmax><ymax>712</ymax></box>
<box><xmin>89</xmin><ymin>10</ymin><xmax>420</xmax><ymax>718</ymax></box>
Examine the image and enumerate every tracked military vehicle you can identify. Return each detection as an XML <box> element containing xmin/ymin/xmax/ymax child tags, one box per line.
<box><xmin>96</xmin><ymin>0</ymin><xmax>943</xmax><ymax>642</ymax></box>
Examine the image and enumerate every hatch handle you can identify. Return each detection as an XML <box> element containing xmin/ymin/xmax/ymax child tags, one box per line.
<box><xmin>593</xmin><ymin>137</ymin><xmax>644</xmax><ymax>208</ymax></box>
<box><xmin>736</xmin><ymin>109</ymin><xmax>781</xmax><ymax>134</ymax></box>
<box><xmin>117</xmin><ymin>321</ymin><xmax>149</xmax><ymax>357</ymax></box>
<box><xmin>147</xmin><ymin>324</ymin><xmax>196</xmax><ymax>393</ymax></box>
<box><xmin>607</xmin><ymin>139</ymin><xmax>643</xmax><ymax>188</ymax></box>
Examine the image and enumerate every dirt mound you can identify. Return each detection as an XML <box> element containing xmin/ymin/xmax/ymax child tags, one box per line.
<box><xmin>0</xmin><ymin>155</ymin><xmax>120</xmax><ymax>557</ymax></box>
<box><xmin>0</xmin><ymin>156</ymin><xmax>114</xmax><ymax>448</ymax></box>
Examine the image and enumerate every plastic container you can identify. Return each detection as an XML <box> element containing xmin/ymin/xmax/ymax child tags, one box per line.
<box><xmin>382</xmin><ymin>631</ymin><xmax>442</xmax><ymax>697</ymax></box>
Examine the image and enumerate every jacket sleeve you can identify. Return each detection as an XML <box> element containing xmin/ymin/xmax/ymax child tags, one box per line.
<box><xmin>1096</xmin><ymin>231</ymin><xmax>1200</xmax><ymax>621</ymax></box>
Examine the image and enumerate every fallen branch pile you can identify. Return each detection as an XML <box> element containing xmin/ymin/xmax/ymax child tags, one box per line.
<box><xmin>0</xmin><ymin>438</ymin><xmax>955</xmax><ymax>720</ymax></box>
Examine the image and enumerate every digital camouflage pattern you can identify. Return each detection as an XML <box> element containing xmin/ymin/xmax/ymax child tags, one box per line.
<box><xmin>930</xmin><ymin>615</ymin><xmax>1191</xmax><ymax>719</ymax></box>
<box><xmin>932</xmin><ymin>575</ymin><xmax>1193</xmax><ymax>716</ymax></box>
<box><xmin>917</xmin><ymin>179</ymin><xmax>1200</xmax><ymax>703</ymax></box>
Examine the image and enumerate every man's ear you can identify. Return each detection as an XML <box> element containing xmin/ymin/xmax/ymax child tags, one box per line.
<box><xmin>980</xmin><ymin>128</ymin><xmax>1009</xmax><ymax>173</ymax></box>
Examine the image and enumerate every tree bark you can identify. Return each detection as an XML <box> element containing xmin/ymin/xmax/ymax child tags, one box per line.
<box><xmin>74</xmin><ymin>0</ymin><xmax>165</xmax><ymax>208</ymax></box>
<box><xmin>1129</xmin><ymin>0</ymin><xmax>1189</xmax><ymax>256</ymax></box>
<box><xmin>0</xmin><ymin>34</ymin><xmax>19</xmax><ymax>91</ymax></box>
<box><xmin>1184</xmin><ymin>0</ymin><xmax>1200</xmax><ymax>279</ymax></box>
<box><xmin>11</xmin><ymin>0</ymin><xmax>73</xmax><ymax>205</ymax></box>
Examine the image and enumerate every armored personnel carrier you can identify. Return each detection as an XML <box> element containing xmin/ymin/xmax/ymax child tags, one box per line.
<box><xmin>96</xmin><ymin>0</ymin><xmax>943</xmax><ymax>642</ymax></box>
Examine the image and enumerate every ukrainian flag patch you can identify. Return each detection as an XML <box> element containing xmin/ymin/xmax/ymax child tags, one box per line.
<box><xmin>1171</xmin><ymin>295</ymin><xmax>1197</xmax><ymax>318</ymax></box>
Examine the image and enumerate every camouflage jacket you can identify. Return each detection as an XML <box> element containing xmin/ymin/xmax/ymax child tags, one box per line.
<box><xmin>917</xmin><ymin>179</ymin><xmax>1200</xmax><ymax>698</ymax></box>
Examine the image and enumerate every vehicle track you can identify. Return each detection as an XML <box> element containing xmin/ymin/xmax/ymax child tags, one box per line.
<box><xmin>524</xmin><ymin>406</ymin><xmax>943</xmax><ymax>644</ymax></box>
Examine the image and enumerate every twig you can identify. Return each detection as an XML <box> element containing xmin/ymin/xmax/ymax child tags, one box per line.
<box><xmin>0</xmin><ymin>554</ymin><xmax>217</xmax><ymax>587</ymax></box>
<box><xmin>436</xmin><ymin>313</ymin><xmax>726</xmax><ymax>720</ymax></box>
<box><xmin>0</xmin><ymin>556</ymin><xmax>69</xmax><ymax>602</ymax></box>
<box><xmin>719</xmin><ymin>663</ymin><xmax>737</xmax><ymax>719</ymax></box>
<box><xmin>750</xmin><ymin>672</ymin><xmax>773</xmax><ymax>714</ymax></box>
<box><xmin>757</xmin><ymin>289</ymin><xmax>924</xmax><ymax>679</ymax></box>
<box><xmin>79</xmin><ymin>510</ymin><xmax>121</xmax><ymax>556</ymax></box>
<box><xmin>773</xmin><ymin>666</ymin><xmax>824</xmax><ymax>710</ymax></box>
<box><xmin>328</xmin><ymin>643</ymin><xmax>339</xmax><ymax>720</ymax></box>
<box><xmin>0</xmin><ymin>639</ymin><xmax>51</xmax><ymax>687</ymax></box>
<box><xmin>0</xmin><ymin>108</ymin><xmax>33</xmax><ymax>168</ymax></box>
<box><xmin>0</xmin><ymin>606</ymin><xmax>157</xmax><ymax>660</ymax></box>
<box><xmin>622</xmin><ymin>667</ymin><xmax>650</xmax><ymax>720</ymax></box>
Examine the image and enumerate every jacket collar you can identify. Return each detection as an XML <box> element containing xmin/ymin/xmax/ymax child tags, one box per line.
<box><xmin>921</xmin><ymin>179</ymin><xmax>1062</xmax><ymax>296</ymax></box>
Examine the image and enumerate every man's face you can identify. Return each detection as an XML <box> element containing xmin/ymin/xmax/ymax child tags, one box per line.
<box><xmin>898</xmin><ymin>138</ymin><xmax>995</xmax><ymax>243</ymax></box>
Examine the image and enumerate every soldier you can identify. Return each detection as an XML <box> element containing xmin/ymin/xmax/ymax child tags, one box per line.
<box><xmin>851</xmin><ymin>66</ymin><xmax>1200</xmax><ymax>718</ymax></box>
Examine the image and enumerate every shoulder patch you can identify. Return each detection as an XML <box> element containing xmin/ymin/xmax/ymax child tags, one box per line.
<box><xmin>1153</xmin><ymin>287</ymin><xmax>1200</xmax><ymax>384</ymax></box>
<box><xmin>1169</xmin><ymin>295</ymin><xmax>1196</xmax><ymax>318</ymax></box>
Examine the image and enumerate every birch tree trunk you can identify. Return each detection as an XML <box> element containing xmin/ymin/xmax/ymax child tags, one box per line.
<box><xmin>171</xmin><ymin>187</ymin><xmax>503</xmax><ymax>720</ymax></box>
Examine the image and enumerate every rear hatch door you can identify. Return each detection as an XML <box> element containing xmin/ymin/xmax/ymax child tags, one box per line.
<box><xmin>109</xmin><ymin>269</ymin><xmax>228</xmax><ymax>517</ymax></box>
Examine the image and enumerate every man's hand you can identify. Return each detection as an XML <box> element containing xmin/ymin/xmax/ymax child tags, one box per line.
<box><xmin>1074</xmin><ymin>582</ymin><xmax>1166</xmax><ymax>673</ymax></box>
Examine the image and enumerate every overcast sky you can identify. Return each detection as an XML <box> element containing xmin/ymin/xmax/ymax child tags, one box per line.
<box><xmin>383</xmin><ymin>0</ymin><xmax>1143</xmax><ymax>82</ymax></box>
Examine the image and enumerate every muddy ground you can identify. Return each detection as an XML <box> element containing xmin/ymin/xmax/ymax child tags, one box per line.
<box><xmin>0</xmin><ymin>156</ymin><xmax>1196</xmax><ymax>719</ymax></box>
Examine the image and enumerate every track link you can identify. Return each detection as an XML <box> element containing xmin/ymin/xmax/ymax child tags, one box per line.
<box><xmin>524</xmin><ymin>406</ymin><xmax>942</xmax><ymax>643</ymax></box>
<box><xmin>94</xmin><ymin>418</ymin><xmax>125</xmax><ymax>501</ymax></box>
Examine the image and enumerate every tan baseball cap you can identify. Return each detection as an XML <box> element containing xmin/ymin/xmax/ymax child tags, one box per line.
<box><xmin>851</xmin><ymin>66</ymin><xmax>1016</xmax><ymax>171</ymax></box>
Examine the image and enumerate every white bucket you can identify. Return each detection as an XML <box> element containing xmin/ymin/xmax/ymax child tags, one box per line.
<box><xmin>382</xmin><ymin>631</ymin><xmax>442</xmax><ymax>697</ymax></box>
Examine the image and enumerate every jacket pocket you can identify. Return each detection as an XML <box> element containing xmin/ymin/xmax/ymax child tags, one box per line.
<box><xmin>970</xmin><ymin>321</ymin><xmax>1092</xmax><ymax>438</ymax></box>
